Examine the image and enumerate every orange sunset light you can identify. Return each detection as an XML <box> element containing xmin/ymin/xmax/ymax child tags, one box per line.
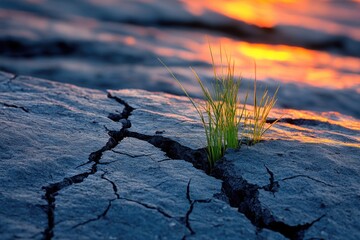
<box><xmin>183</xmin><ymin>0</ymin><xmax>298</xmax><ymax>27</ymax></box>
<box><xmin>194</xmin><ymin>38</ymin><xmax>360</xmax><ymax>91</ymax></box>
<box><xmin>182</xmin><ymin>0</ymin><xmax>360</xmax><ymax>40</ymax></box>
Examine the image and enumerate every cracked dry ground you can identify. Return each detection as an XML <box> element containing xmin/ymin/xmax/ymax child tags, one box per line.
<box><xmin>1</xmin><ymin>72</ymin><xmax>360</xmax><ymax>240</ymax></box>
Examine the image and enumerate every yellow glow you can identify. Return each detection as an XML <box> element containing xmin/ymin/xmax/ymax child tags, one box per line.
<box><xmin>208</xmin><ymin>1</ymin><xmax>275</xmax><ymax>27</ymax></box>
<box><xmin>182</xmin><ymin>0</ymin><xmax>299</xmax><ymax>27</ymax></box>
<box><xmin>192</xmin><ymin>38</ymin><xmax>360</xmax><ymax>91</ymax></box>
<box><xmin>154</xmin><ymin>35</ymin><xmax>360</xmax><ymax>91</ymax></box>
<box><xmin>239</xmin><ymin>44</ymin><xmax>292</xmax><ymax>61</ymax></box>
<box><xmin>181</xmin><ymin>0</ymin><xmax>360</xmax><ymax>40</ymax></box>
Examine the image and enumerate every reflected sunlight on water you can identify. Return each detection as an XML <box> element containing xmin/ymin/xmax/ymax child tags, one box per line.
<box><xmin>164</xmin><ymin>36</ymin><xmax>360</xmax><ymax>91</ymax></box>
<box><xmin>182</xmin><ymin>0</ymin><xmax>360</xmax><ymax>40</ymax></box>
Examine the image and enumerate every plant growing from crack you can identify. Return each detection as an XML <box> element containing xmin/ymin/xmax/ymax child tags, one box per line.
<box><xmin>244</xmin><ymin>74</ymin><xmax>280</xmax><ymax>145</ymax></box>
<box><xmin>160</xmin><ymin>45</ymin><xmax>279</xmax><ymax>166</ymax></box>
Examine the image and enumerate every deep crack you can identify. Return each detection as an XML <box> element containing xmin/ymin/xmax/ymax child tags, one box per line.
<box><xmin>41</xmin><ymin>94</ymin><xmax>134</xmax><ymax>239</ymax></box>
<box><xmin>107</xmin><ymin>92</ymin><xmax>135</xmax><ymax>120</ymax></box>
<box><xmin>0</xmin><ymin>101</ymin><xmax>29</xmax><ymax>113</ymax></box>
<box><xmin>213</xmin><ymin>161</ymin><xmax>324</xmax><ymax>240</ymax></box>
<box><xmin>128</xmin><ymin>130</ymin><xmax>324</xmax><ymax>240</ymax></box>
<box><xmin>42</xmin><ymin>163</ymin><xmax>97</xmax><ymax>240</ymax></box>
<box><xmin>261</xmin><ymin>165</ymin><xmax>280</xmax><ymax>193</ymax></box>
<box><xmin>40</xmin><ymin>91</ymin><xmax>326</xmax><ymax>240</ymax></box>
<box><xmin>125</xmin><ymin>131</ymin><xmax>209</xmax><ymax>173</ymax></box>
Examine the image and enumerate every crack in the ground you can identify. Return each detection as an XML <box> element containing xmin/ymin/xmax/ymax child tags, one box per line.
<box><xmin>39</xmin><ymin>91</ymin><xmax>326</xmax><ymax>240</ymax></box>
<box><xmin>76</xmin><ymin>93</ymin><xmax>134</xmax><ymax>168</ymax></box>
<box><xmin>183</xmin><ymin>179</ymin><xmax>195</xmax><ymax>238</ymax></box>
<box><xmin>261</xmin><ymin>165</ymin><xmax>280</xmax><ymax>194</ymax></box>
<box><xmin>281</xmin><ymin>175</ymin><xmax>335</xmax><ymax>187</ymax></box>
<box><xmin>73</xmin><ymin>170</ymin><xmax>174</xmax><ymax>229</ymax></box>
<box><xmin>122</xmin><ymin>197</ymin><xmax>173</xmax><ymax>219</ymax></box>
<box><xmin>157</xmin><ymin>158</ymin><xmax>172</xmax><ymax>163</ymax></box>
<box><xmin>72</xmin><ymin>171</ymin><xmax>120</xmax><ymax>229</ymax></box>
<box><xmin>42</xmin><ymin>163</ymin><xmax>98</xmax><ymax>240</ymax></box>
<box><xmin>41</xmin><ymin>94</ymin><xmax>134</xmax><ymax>240</ymax></box>
<box><xmin>111</xmin><ymin>149</ymin><xmax>154</xmax><ymax>158</ymax></box>
<box><xmin>213</xmin><ymin>162</ymin><xmax>325</xmax><ymax>240</ymax></box>
<box><xmin>101</xmin><ymin>171</ymin><xmax>120</xmax><ymax>199</ymax></box>
<box><xmin>72</xmin><ymin>198</ymin><xmax>114</xmax><ymax>229</ymax></box>
<box><xmin>0</xmin><ymin>101</ymin><xmax>29</xmax><ymax>113</ymax></box>
<box><xmin>181</xmin><ymin>179</ymin><xmax>212</xmax><ymax>240</ymax></box>
<box><xmin>107</xmin><ymin>92</ymin><xmax>135</xmax><ymax>121</ymax></box>
<box><xmin>127</xmin><ymin>130</ymin><xmax>324</xmax><ymax>240</ymax></box>
<box><xmin>125</xmin><ymin>131</ymin><xmax>209</xmax><ymax>173</ymax></box>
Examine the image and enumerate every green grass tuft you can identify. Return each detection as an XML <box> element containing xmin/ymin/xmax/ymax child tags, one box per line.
<box><xmin>245</xmin><ymin>80</ymin><xmax>279</xmax><ymax>144</ymax></box>
<box><xmin>160</xmin><ymin>45</ymin><xmax>279</xmax><ymax>167</ymax></box>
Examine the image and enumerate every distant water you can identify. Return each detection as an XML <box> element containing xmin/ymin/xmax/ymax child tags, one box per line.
<box><xmin>0</xmin><ymin>0</ymin><xmax>359</xmax><ymax>119</ymax></box>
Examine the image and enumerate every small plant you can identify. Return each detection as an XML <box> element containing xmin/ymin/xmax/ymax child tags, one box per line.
<box><xmin>159</xmin><ymin>46</ymin><xmax>247</xmax><ymax>167</ymax></box>
<box><xmin>160</xmin><ymin>45</ymin><xmax>279</xmax><ymax>166</ymax></box>
<box><xmin>244</xmin><ymin>66</ymin><xmax>280</xmax><ymax>144</ymax></box>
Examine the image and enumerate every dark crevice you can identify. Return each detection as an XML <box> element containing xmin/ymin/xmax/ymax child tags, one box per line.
<box><xmin>181</xmin><ymin>179</ymin><xmax>212</xmax><ymax>240</ymax></box>
<box><xmin>128</xmin><ymin>130</ymin><xmax>324</xmax><ymax>240</ymax></box>
<box><xmin>186</xmin><ymin>179</ymin><xmax>192</xmax><ymax>204</ymax></box>
<box><xmin>212</xmin><ymin>161</ymin><xmax>324</xmax><ymax>240</ymax></box>
<box><xmin>101</xmin><ymin>171</ymin><xmax>120</xmax><ymax>199</ymax></box>
<box><xmin>77</xmin><ymin>93</ymin><xmax>133</xmax><ymax>168</ymax></box>
<box><xmin>41</xmin><ymin>94</ymin><xmax>134</xmax><ymax>240</ymax></box>
<box><xmin>157</xmin><ymin>158</ymin><xmax>172</xmax><ymax>163</ymax></box>
<box><xmin>261</xmin><ymin>165</ymin><xmax>280</xmax><ymax>193</ymax></box>
<box><xmin>107</xmin><ymin>92</ymin><xmax>135</xmax><ymax>120</ymax></box>
<box><xmin>268</xmin><ymin>215</ymin><xmax>325</xmax><ymax>240</ymax></box>
<box><xmin>184</xmin><ymin>179</ymin><xmax>195</xmax><ymax>234</ymax></box>
<box><xmin>182</xmin><ymin>203</ymin><xmax>195</xmax><ymax>240</ymax></box>
<box><xmin>42</xmin><ymin>162</ymin><xmax>97</xmax><ymax>240</ymax></box>
<box><xmin>281</xmin><ymin>175</ymin><xmax>335</xmax><ymax>187</ymax></box>
<box><xmin>87</xmin><ymin>127</ymin><xmax>128</xmax><ymax>164</ymax></box>
<box><xmin>182</xmin><ymin>179</ymin><xmax>195</xmax><ymax>240</ymax></box>
<box><xmin>76</xmin><ymin>127</ymin><xmax>128</xmax><ymax>168</ymax></box>
<box><xmin>39</xmin><ymin>90</ymin><xmax>325</xmax><ymax>240</ymax></box>
<box><xmin>125</xmin><ymin>131</ymin><xmax>209</xmax><ymax>173</ymax></box>
<box><xmin>0</xmin><ymin>101</ymin><xmax>29</xmax><ymax>113</ymax></box>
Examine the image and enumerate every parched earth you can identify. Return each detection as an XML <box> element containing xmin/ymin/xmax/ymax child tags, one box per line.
<box><xmin>0</xmin><ymin>71</ymin><xmax>359</xmax><ymax>240</ymax></box>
